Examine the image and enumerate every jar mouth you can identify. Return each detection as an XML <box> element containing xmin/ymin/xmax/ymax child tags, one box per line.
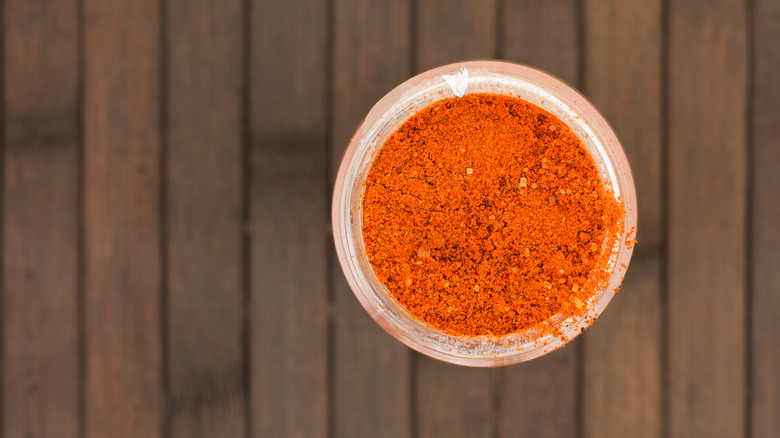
<box><xmin>332</xmin><ymin>60</ymin><xmax>637</xmax><ymax>367</ymax></box>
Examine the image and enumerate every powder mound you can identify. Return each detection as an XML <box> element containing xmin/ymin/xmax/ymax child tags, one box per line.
<box><xmin>362</xmin><ymin>93</ymin><xmax>624</xmax><ymax>337</ymax></box>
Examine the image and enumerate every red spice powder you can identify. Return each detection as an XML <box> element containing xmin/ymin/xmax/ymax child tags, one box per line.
<box><xmin>362</xmin><ymin>93</ymin><xmax>624</xmax><ymax>337</ymax></box>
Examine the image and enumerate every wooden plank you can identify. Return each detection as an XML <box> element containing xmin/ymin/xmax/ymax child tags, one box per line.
<box><xmin>501</xmin><ymin>347</ymin><xmax>578</xmax><ymax>437</ymax></box>
<box><xmin>667</xmin><ymin>0</ymin><xmax>747</xmax><ymax>437</ymax></box>
<box><xmin>752</xmin><ymin>1</ymin><xmax>780</xmax><ymax>437</ymax></box>
<box><xmin>582</xmin><ymin>0</ymin><xmax>663</xmax><ymax>247</ymax></box>
<box><xmin>416</xmin><ymin>0</ymin><xmax>497</xmax><ymax>71</ymax></box>
<box><xmin>583</xmin><ymin>255</ymin><xmax>662</xmax><ymax>437</ymax></box>
<box><xmin>331</xmin><ymin>1</ymin><xmax>412</xmax><ymax>437</ymax></box>
<box><xmin>83</xmin><ymin>0</ymin><xmax>163</xmax><ymax>436</ymax></box>
<box><xmin>417</xmin><ymin>356</ymin><xmax>494</xmax><ymax>437</ymax></box>
<box><xmin>503</xmin><ymin>0</ymin><xmax>579</xmax><ymax>83</ymax></box>
<box><xmin>165</xmin><ymin>0</ymin><xmax>245</xmax><ymax>436</ymax></box>
<box><xmin>2</xmin><ymin>0</ymin><xmax>79</xmax><ymax>437</ymax></box>
<box><xmin>500</xmin><ymin>2</ymin><xmax>580</xmax><ymax>437</ymax></box>
<box><xmin>414</xmin><ymin>2</ymin><xmax>496</xmax><ymax>437</ymax></box>
<box><xmin>249</xmin><ymin>0</ymin><xmax>328</xmax><ymax>436</ymax></box>
<box><xmin>581</xmin><ymin>1</ymin><xmax>663</xmax><ymax>437</ymax></box>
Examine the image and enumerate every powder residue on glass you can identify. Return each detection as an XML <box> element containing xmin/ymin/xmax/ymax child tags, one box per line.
<box><xmin>362</xmin><ymin>93</ymin><xmax>625</xmax><ymax>337</ymax></box>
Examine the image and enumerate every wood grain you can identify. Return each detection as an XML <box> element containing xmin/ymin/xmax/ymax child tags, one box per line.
<box><xmin>501</xmin><ymin>347</ymin><xmax>578</xmax><ymax>437</ymax></box>
<box><xmin>667</xmin><ymin>0</ymin><xmax>748</xmax><ymax>437</ymax></box>
<box><xmin>250</xmin><ymin>0</ymin><xmax>329</xmax><ymax>436</ymax></box>
<box><xmin>331</xmin><ymin>1</ymin><xmax>412</xmax><ymax>437</ymax></box>
<box><xmin>165</xmin><ymin>0</ymin><xmax>245</xmax><ymax>436</ymax></box>
<box><xmin>583</xmin><ymin>255</ymin><xmax>662</xmax><ymax>437</ymax></box>
<box><xmin>751</xmin><ymin>1</ymin><xmax>780</xmax><ymax>436</ymax></box>
<box><xmin>416</xmin><ymin>356</ymin><xmax>495</xmax><ymax>438</ymax></box>
<box><xmin>83</xmin><ymin>0</ymin><xmax>163</xmax><ymax>436</ymax></box>
<box><xmin>414</xmin><ymin>2</ymin><xmax>496</xmax><ymax>437</ymax></box>
<box><xmin>501</xmin><ymin>2</ymin><xmax>580</xmax><ymax>437</ymax></box>
<box><xmin>581</xmin><ymin>1</ymin><xmax>663</xmax><ymax>437</ymax></box>
<box><xmin>503</xmin><ymin>0</ymin><xmax>579</xmax><ymax>83</ymax></box>
<box><xmin>416</xmin><ymin>0</ymin><xmax>497</xmax><ymax>71</ymax></box>
<box><xmin>582</xmin><ymin>0</ymin><xmax>663</xmax><ymax>249</ymax></box>
<box><xmin>2</xmin><ymin>0</ymin><xmax>79</xmax><ymax>437</ymax></box>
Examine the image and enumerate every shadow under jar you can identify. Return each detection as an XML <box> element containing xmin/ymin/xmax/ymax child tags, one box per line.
<box><xmin>332</xmin><ymin>61</ymin><xmax>637</xmax><ymax>367</ymax></box>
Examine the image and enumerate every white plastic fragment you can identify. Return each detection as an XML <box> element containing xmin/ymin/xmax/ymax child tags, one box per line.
<box><xmin>440</xmin><ymin>65</ymin><xmax>469</xmax><ymax>97</ymax></box>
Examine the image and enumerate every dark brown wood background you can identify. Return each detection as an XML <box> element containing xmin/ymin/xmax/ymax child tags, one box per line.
<box><xmin>2</xmin><ymin>0</ymin><xmax>777</xmax><ymax>437</ymax></box>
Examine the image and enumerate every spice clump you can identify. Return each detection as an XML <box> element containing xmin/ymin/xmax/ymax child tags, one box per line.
<box><xmin>362</xmin><ymin>93</ymin><xmax>624</xmax><ymax>337</ymax></box>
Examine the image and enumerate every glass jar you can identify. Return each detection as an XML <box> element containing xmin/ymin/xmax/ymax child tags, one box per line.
<box><xmin>332</xmin><ymin>60</ymin><xmax>637</xmax><ymax>366</ymax></box>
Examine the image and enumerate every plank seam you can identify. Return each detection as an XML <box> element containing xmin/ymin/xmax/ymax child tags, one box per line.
<box><xmin>660</xmin><ymin>0</ymin><xmax>671</xmax><ymax>436</ymax></box>
<box><xmin>241</xmin><ymin>0</ymin><xmax>253</xmax><ymax>436</ymax></box>
<box><xmin>410</xmin><ymin>0</ymin><xmax>419</xmax><ymax>75</ymax></box>
<box><xmin>491</xmin><ymin>368</ymin><xmax>501</xmax><ymax>438</ymax></box>
<box><xmin>0</xmin><ymin>0</ymin><xmax>6</xmax><ymax>434</ymax></box>
<box><xmin>744</xmin><ymin>0</ymin><xmax>755</xmax><ymax>437</ymax></box>
<box><xmin>576</xmin><ymin>0</ymin><xmax>586</xmax><ymax>91</ymax></box>
<box><xmin>77</xmin><ymin>0</ymin><xmax>87</xmax><ymax>435</ymax></box>
<box><xmin>325</xmin><ymin>0</ymin><xmax>336</xmax><ymax>437</ymax></box>
<box><xmin>409</xmin><ymin>353</ymin><xmax>418</xmax><ymax>438</ymax></box>
<box><xmin>493</xmin><ymin>0</ymin><xmax>504</xmax><ymax>61</ymax></box>
<box><xmin>159</xmin><ymin>0</ymin><xmax>171</xmax><ymax>436</ymax></box>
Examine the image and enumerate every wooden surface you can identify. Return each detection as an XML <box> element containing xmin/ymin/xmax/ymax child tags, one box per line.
<box><xmin>166</xmin><ymin>0</ymin><xmax>245</xmax><ymax>436</ymax></box>
<box><xmin>667</xmin><ymin>1</ymin><xmax>748</xmax><ymax>437</ymax></box>
<box><xmin>3</xmin><ymin>1</ymin><xmax>79</xmax><ymax>437</ymax></box>
<box><xmin>83</xmin><ymin>0</ymin><xmax>163</xmax><ymax>437</ymax></box>
<box><xmin>331</xmin><ymin>1</ymin><xmax>412</xmax><ymax>437</ymax></box>
<box><xmin>250</xmin><ymin>0</ymin><xmax>329</xmax><ymax>436</ymax></box>
<box><xmin>752</xmin><ymin>1</ymin><xmax>780</xmax><ymax>437</ymax></box>
<box><xmin>1</xmin><ymin>1</ymin><xmax>776</xmax><ymax>437</ymax></box>
<box><xmin>581</xmin><ymin>1</ymin><xmax>663</xmax><ymax>437</ymax></box>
